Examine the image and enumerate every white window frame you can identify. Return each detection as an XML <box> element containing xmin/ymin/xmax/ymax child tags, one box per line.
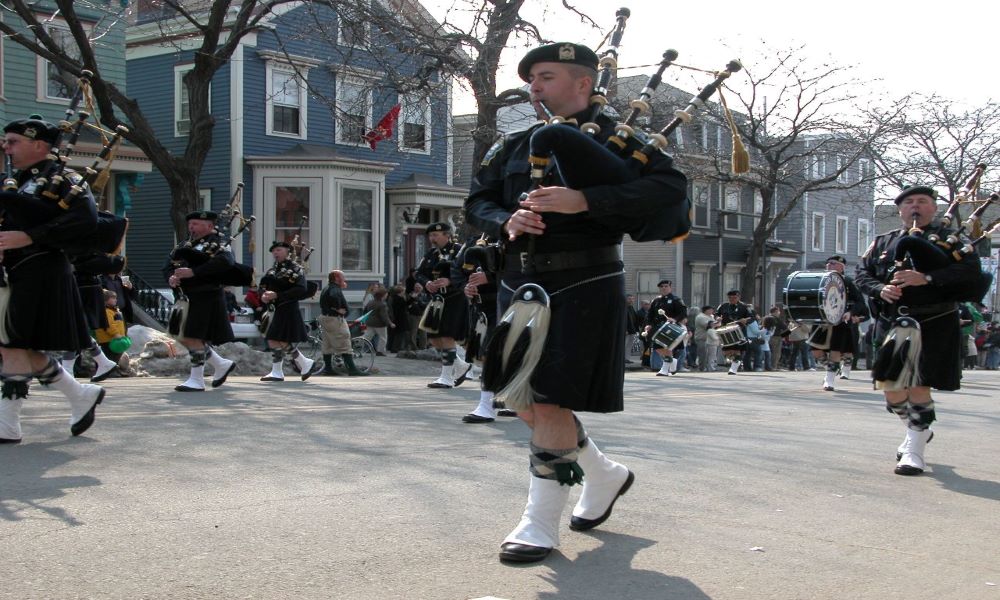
<box><xmin>857</xmin><ymin>218</ymin><xmax>872</xmax><ymax>257</ymax></box>
<box><xmin>835</xmin><ymin>215</ymin><xmax>849</xmax><ymax>254</ymax></box>
<box><xmin>35</xmin><ymin>19</ymin><xmax>91</xmax><ymax>104</ymax></box>
<box><xmin>690</xmin><ymin>267</ymin><xmax>710</xmax><ymax>310</ymax></box>
<box><xmin>398</xmin><ymin>92</ymin><xmax>431</xmax><ymax>154</ymax></box>
<box><xmin>637</xmin><ymin>270</ymin><xmax>661</xmax><ymax>305</ymax></box>
<box><xmin>692</xmin><ymin>181</ymin><xmax>711</xmax><ymax>228</ymax></box>
<box><xmin>858</xmin><ymin>158</ymin><xmax>870</xmax><ymax>181</ymax></box>
<box><xmin>337</xmin><ymin>181</ymin><xmax>379</xmax><ymax>273</ymax></box>
<box><xmin>812</xmin><ymin>212</ymin><xmax>826</xmax><ymax>251</ymax></box>
<box><xmin>723</xmin><ymin>184</ymin><xmax>741</xmax><ymax>232</ymax></box>
<box><xmin>336</xmin><ymin>75</ymin><xmax>373</xmax><ymax>147</ymax></box>
<box><xmin>723</xmin><ymin>269</ymin><xmax>742</xmax><ymax>298</ymax></box>
<box><xmin>752</xmin><ymin>192</ymin><xmax>763</xmax><ymax>231</ymax></box>
<box><xmin>812</xmin><ymin>154</ymin><xmax>826</xmax><ymax>179</ymax></box>
<box><xmin>837</xmin><ymin>156</ymin><xmax>848</xmax><ymax>182</ymax></box>
<box><xmin>265</xmin><ymin>62</ymin><xmax>308</xmax><ymax>139</ymax></box>
<box><xmin>263</xmin><ymin>177</ymin><xmax>320</xmax><ymax>258</ymax></box>
<box><xmin>173</xmin><ymin>64</ymin><xmax>210</xmax><ymax>137</ymax></box>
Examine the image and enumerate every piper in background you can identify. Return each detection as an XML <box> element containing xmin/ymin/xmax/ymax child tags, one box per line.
<box><xmin>258</xmin><ymin>241</ymin><xmax>316</xmax><ymax>382</ymax></box>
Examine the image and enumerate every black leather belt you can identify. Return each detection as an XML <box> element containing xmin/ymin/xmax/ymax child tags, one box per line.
<box><xmin>884</xmin><ymin>302</ymin><xmax>958</xmax><ymax>318</ymax></box>
<box><xmin>513</xmin><ymin>245</ymin><xmax>621</xmax><ymax>274</ymax></box>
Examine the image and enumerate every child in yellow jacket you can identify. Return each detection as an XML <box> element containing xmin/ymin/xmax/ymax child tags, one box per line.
<box><xmin>95</xmin><ymin>289</ymin><xmax>131</xmax><ymax>363</ymax></box>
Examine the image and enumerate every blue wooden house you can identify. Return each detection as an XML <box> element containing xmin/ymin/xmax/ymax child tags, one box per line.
<box><xmin>125</xmin><ymin>1</ymin><xmax>466</xmax><ymax>312</ymax></box>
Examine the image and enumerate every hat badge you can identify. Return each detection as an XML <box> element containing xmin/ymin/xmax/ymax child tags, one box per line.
<box><xmin>24</xmin><ymin>126</ymin><xmax>38</xmax><ymax>139</ymax></box>
<box><xmin>558</xmin><ymin>44</ymin><xmax>575</xmax><ymax>61</ymax></box>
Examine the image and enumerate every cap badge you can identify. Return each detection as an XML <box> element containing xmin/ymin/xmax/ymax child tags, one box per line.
<box><xmin>558</xmin><ymin>44</ymin><xmax>575</xmax><ymax>61</ymax></box>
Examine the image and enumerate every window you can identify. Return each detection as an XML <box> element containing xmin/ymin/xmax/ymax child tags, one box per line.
<box><xmin>724</xmin><ymin>271</ymin><xmax>741</xmax><ymax>297</ymax></box>
<box><xmin>837</xmin><ymin>156</ymin><xmax>848</xmax><ymax>183</ymax></box>
<box><xmin>690</xmin><ymin>269</ymin><xmax>709</xmax><ymax>309</ymax></box>
<box><xmin>399</xmin><ymin>93</ymin><xmax>431</xmax><ymax>152</ymax></box>
<box><xmin>174</xmin><ymin>64</ymin><xmax>210</xmax><ymax>137</ymax></box>
<box><xmin>692</xmin><ymin>181</ymin><xmax>711</xmax><ymax>228</ymax></box>
<box><xmin>266</xmin><ymin>65</ymin><xmax>306</xmax><ymax>137</ymax></box>
<box><xmin>637</xmin><ymin>270</ymin><xmax>661</xmax><ymax>304</ymax></box>
<box><xmin>857</xmin><ymin>219</ymin><xmax>872</xmax><ymax>256</ymax></box>
<box><xmin>274</xmin><ymin>186</ymin><xmax>311</xmax><ymax>249</ymax></box>
<box><xmin>812</xmin><ymin>212</ymin><xmax>826</xmax><ymax>251</ymax></box>
<box><xmin>341</xmin><ymin>187</ymin><xmax>374</xmax><ymax>271</ymax></box>
<box><xmin>836</xmin><ymin>216</ymin><xmax>849</xmax><ymax>253</ymax></box>
<box><xmin>336</xmin><ymin>77</ymin><xmax>371</xmax><ymax>145</ymax></box>
<box><xmin>37</xmin><ymin>21</ymin><xmax>86</xmax><ymax>102</ymax></box>
<box><xmin>858</xmin><ymin>158</ymin><xmax>870</xmax><ymax>181</ymax></box>
<box><xmin>812</xmin><ymin>154</ymin><xmax>826</xmax><ymax>179</ymax></box>
<box><xmin>752</xmin><ymin>192</ymin><xmax>763</xmax><ymax>231</ymax></box>
<box><xmin>338</xmin><ymin>4</ymin><xmax>370</xmax><ymax>48</ymax></box>
<box><xmin>724</xmin><ymin>185</ymin><xmax>740</xmax><ymax>231</ymax></box>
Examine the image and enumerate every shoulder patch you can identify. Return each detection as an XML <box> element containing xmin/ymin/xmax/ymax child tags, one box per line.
<box><xmin>481</xmin><ymin>136</ymin><xmax>505</xmax><ymax>167</ymax></box>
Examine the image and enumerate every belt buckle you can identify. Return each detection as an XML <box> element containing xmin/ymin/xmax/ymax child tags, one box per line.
<box><xmin>520</xmin><ymin>251</ymin><xmax>535</xmax><ymax>274</ymax></box>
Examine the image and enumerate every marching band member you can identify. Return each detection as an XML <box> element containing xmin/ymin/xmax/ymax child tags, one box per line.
<box><xmin>164</xmin><ymin>211</ymin><xmax>237</xmax><ymax>392</ymax></box>
<box><xmin>644</xmin><ymin>279</ymin><xmax>687</xmax><ymax>376</ymax></box>
<box><xmin>716</xmin><ymin>290</ymin><xmax>755</xmax><ymax>374</ymax></box>
<box><xmin>810</xmin><ymin>255</ymin><xmax>867</xmax><ymax>391</ymax></box>
<box><xmin>415</xmin><ymin>222</ymin><xmax>472</xmax><ymax>389</ymax></box>
<box><xmin>855</xmin><ymin>186</ymin><xmax>982</xmax><ymax>476</ymax></box>
<box><xmin>0</xmin><ymin>116</ymin><xmax>105</xmax><ymax>442</ymax></box>
<box><xmin>318</xmin><ymin>269</ymin><xmax>367</xmax><ymax>376</ymax></box>
<box><xmin>465</xmin><ymin>42</ymin><xmax>688</xmax><ymax>563</ymax></box>
<box><xmin>258</xmin><ymin>241</ymin><xmax>316</xmax><ymax>382</ymax></box>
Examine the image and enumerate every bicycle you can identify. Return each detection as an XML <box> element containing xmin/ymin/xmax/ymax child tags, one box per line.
<box><xmin>301</xmin><ymin>318</ymin><xmax>376</xmax><ymax>374</ymax></box>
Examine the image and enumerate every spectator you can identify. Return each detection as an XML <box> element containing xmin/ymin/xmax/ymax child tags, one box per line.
<box><xmin>94</xmin><ymin>289</ymin><xmax>131</xmax><ymax>369</ymax></box>
<box><xmin>694</xmin><ymin>306</ymin><xmax>716</xmax><ymax>371</ymax></box>
<box><xmin>387</xmin><ymin>284</ymin><xmax>410</xmax><ymax>353</ymax></box>
<box><xmin>363</xmin><ymin>288</ymin><xmax>394</xmax><ymax>356</ymax></box>
<box><xmin>406</xmin><ymin>282</ymin><xmax>429</xmax><ymax>350</ymax></box>
<box><xmin>624</xmin><ymin>294</ymin><xmax>641</xmax><ymax>364</ymax></box>
<box><xmin>99</xmin><ymin>272</ymin><xmax>137</xmax><ymax>325</ymax></box>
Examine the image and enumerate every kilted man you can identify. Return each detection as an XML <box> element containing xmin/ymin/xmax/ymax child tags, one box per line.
<box><xmin>318</xmin><ymin>270</ymin><xmax>367</xmax><ymax>376</ymax></box>
<box><xmin>258</xmin><ymin>241</ymin><xmax>316</xmax><ymax>381</ymax></box>
<box><xmin>414</xmin><ymin>222</ymin><xmax>472</xmax><ymax>388</ymax></box>
<box><xmin>809</xmin><ymin>255</ymin><xmax>868</xmax><ymax>391</ymax></box>
<box><xmin>644</xmin><ymin>279</ymin><xmax>687</xmax><ymax>376</ymax></box>
<box><xmin>164</xmin><ymin>211</ymin><xmax>237</xmax><ymax>392</ymax></box>
<box><xmin>716</xmin><ymin>290</ymin><xmax>755</xmax><ymax>374</ymax></box>
<box><xmin>0</xmin><ymin>115</ymin><xmax>105</xmax><ymax>443</ymax></box>
<box><xmin>855</xmin><ymin>185</ymin><xmax>983</xmax><ymax>476</ymax></box>
<box><xmin>67</xmin><ymin>251</ymin><xmax>126</xmax><ymax>381</ymax></box>
<box><xmin>465</xmin><ymin>42</ymin><xmax>688</xmax><ymax>563</ymax></box>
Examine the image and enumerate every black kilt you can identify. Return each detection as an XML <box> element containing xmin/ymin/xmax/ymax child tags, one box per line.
<box><xmin>2</xmin><ymin>250</ymin><xmax>91</xmax><ymax>352</ymax></box>
<box><xmin>264</xmin><ymin>300</ymin><xmax>308</xmax><ymax>343</ymax></box>
<box><xmin>875</xmin><ymin>310</ymin><xmax>962</xmax><ymax>391</ymax></box>
<box><xmin>499</xmin><ymin>264</ymin><xmax>625</xmax><ymax>413</ymax></box>
<box><xmin>827</xmin><ymin>322</ymin><xmax>854</xmax><ymax>353</ymax></box>
<box><xmin>427</xmin><ymin>291</ymin><xmax>469</xmax><ymax>341</ymax></box>
<box><xmin>181</xmin><ymin>288</ymin><xmax>235</xmax><ymax>345</ymax></box>
<box><xmin>77</xmin><ymin>277</ymin><xmax>109</xmax><ymax>330</ymax></box>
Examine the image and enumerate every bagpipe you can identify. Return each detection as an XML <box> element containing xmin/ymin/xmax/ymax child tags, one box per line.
<box><xmin>889</xmin><ymin>165</ymin><xmax>997</xmax><ymax>304</ymax></box>
<box><xmin>169</xmin><ymin>183</ymin><xmax>256</xmax><ymax>288</ymax></box>
<box><xmin>521</xmin><ymin>34</ymin><xmax>746</xmax><ymax>243</ymax></box>
<box><xmin>0</xmin><ymin>71</ymin><xmax>131</xmax><ymax>256</ymax></box>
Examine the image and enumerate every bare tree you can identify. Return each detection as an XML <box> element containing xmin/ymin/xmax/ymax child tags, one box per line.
<box><xmin>865</xmin><ymin>94</ymin><xmax>1000</xmax><ymax>202</ymax></box>
<box><xmin>646</xmin><ymin>45</ymin><xmax>901</xmax><ymax>304</ymax></box>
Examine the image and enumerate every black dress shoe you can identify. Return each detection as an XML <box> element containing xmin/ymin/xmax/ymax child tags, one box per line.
<box><xmin>427</xmin><ymin>381</ymin><xmax>452</xmax><ymax>389</ymax></box>
<box><xmin>90</xmin><ymin>366</ymin><xmax>117</xmax><ymax>383</ymax></box>
<box><xmin>0</xmin><ymin>437</ymin><xmax>22</xmax><ymax>444</ymax></box>
<box><xmin>453</xmin><ymin>364</ymin><xmax>474</xmax><ymax>387</ymax></box>
<box><xmin>499</xmin><ymin>542</ymin><xmax>552</xmax><ymax>563</ymax></box>
<box><xmin>497</xmin><ymin>409</ymin><xmax>518</xmax><ymax>418</ymax></box>
<box><xmin>462</xmin><ymin>413</ymin><xmax>495</xmax><ymax>424</ymax></box>
<box><xmin>260</xmin><ymin>375</ymin><xmax>284</xmax><ymax>382</ymax></box>
<box><xmin>71</xmin><ymin>388</ymin><xmax>106</xmax><ymax>437</ymax></box>
<box><xmin>569</xmin><ymin>470</ymin><xmax>635</xmax><ymax>532</ymax></box>
<box><xmin>211</xmin><ymin>362</ymin><xmax>237</xmax><ymax>388</ymax></box>
<box><xmin>174</xmin><ymin>384</ymin><xmax>205</xmax><ymax>392</ymax></box>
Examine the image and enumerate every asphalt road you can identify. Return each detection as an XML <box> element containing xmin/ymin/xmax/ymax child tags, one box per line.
<box><xmin>2</xmin><ymin>360</ymin><xmax>998</xmax><ymax>600</ymax></box>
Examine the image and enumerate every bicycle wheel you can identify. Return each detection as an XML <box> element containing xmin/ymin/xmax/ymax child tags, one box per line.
<box><xmin>300</xmin><ymin>333</ymin><xmax>322</xmax><ymax>361</ymax></box>
<box><xmin>351</xmin><ymin>336</ymin><xmax>375</xmax><ymax>373</ymax></box>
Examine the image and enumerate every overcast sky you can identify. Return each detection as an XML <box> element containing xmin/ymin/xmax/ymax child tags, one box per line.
<box><xmin>427</xmin><ymin>0</ymin><xmax>996</xmax><ymax>115</ymax></box>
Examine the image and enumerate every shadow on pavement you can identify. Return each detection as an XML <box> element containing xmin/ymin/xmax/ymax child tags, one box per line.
<box><xmin>928</xmin><ymin>463</ymin><xmax>1000</xmax><ymax>502</ymax></box>
<box><xmin>0</xmin><ymin>440</ymin><xmax>101</xmax><ymax>526</ymax></box>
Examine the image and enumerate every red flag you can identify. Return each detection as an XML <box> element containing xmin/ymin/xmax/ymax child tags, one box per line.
<box><xmin>363</xmin><ymin>104</ymin><xmax>401</xmax><ymax>149</ymax></box>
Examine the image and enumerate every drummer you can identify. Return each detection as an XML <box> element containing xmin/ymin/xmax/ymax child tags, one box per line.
<box><xmin>810</xmin><ymin>255</ymin><xmax>868</xmax><ymax>391</ymax></box>
<box><xmin>643</xmin><ymin>280</ymin><xmax>687</xmax><ymax>377</ymax></box>
<box><xmin>716</xmin><ymin>290</ymin><xmax>755</xmax><ymax>375</ymax></box>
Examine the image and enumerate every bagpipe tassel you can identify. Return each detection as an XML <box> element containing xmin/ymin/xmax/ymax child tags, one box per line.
<box><xmin>873</xmin><ymin>317</ymin><xmax>921</xmax><ymax>391</ymax></box>
<box><xmin>718</xmin><ymin>86</ymin><xmax>750</xmax><ymax>174</ymax></box>
<box><xmin>484</xmin><ymin>284</ymin><xmax>551</xmax><ymax>411</ymax></box>
<box><xmin>167</xmin><ymin>296</ymin><xmax>189</xmax><ymax>338</ymax></box>
<box><xmin>465</xmin><ymin>307</ymin><xmax>490</xmax><ymax>365</ymax></box>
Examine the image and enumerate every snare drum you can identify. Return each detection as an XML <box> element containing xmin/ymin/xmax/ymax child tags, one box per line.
<box><xmin>783</xmin><ymin>270</ymin><xmax>846</xmax><ymax>324</ymax></box>
<box><xmin>652</xmin><ymin>322</ymin><xmax>688</xmax><ymax>350</ymax></box>
<box><xmin>717</xmin><ymin>323</ymin><xmax>746</xmax><ymax>349</ymax></box>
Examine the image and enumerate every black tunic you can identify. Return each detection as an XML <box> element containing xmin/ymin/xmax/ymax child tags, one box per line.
<box><xmin>465</xmin><ymin>110</ymin><xmax>688</xmax><ymax>413</ymax></box>
<box><xmin>163</xmin><ymin>233</ymin><xmax>236</xmax><ymax>345</ymax></box>
<box><xmin>855</xmin><ymin>225</ymin><xmax>983</xmax><ymax>390</ymax></box>
<box><xmin>414</xmin><ymin>240</ymin><xmax>468</xmax><ymax>341</ymax></box>
<box><xmin>0</xmin><ymin>162</ymin><xmax>96</xmax><ymax>352</ymax></box>
<box><xmin>259</xmin><ymin>259</ymin><xmax>310</xmax><ymax>343</ymax></box>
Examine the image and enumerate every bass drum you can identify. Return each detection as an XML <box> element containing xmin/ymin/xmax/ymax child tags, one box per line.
<box><xmin>783</xmin><ymin>270</ymin><xmax>846</xmax><ymax>324</ymax></box>
<box><xmin>652</xmin><ymin>322</ymin><xmax>688</xmax><ymax>350</ymax></box>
